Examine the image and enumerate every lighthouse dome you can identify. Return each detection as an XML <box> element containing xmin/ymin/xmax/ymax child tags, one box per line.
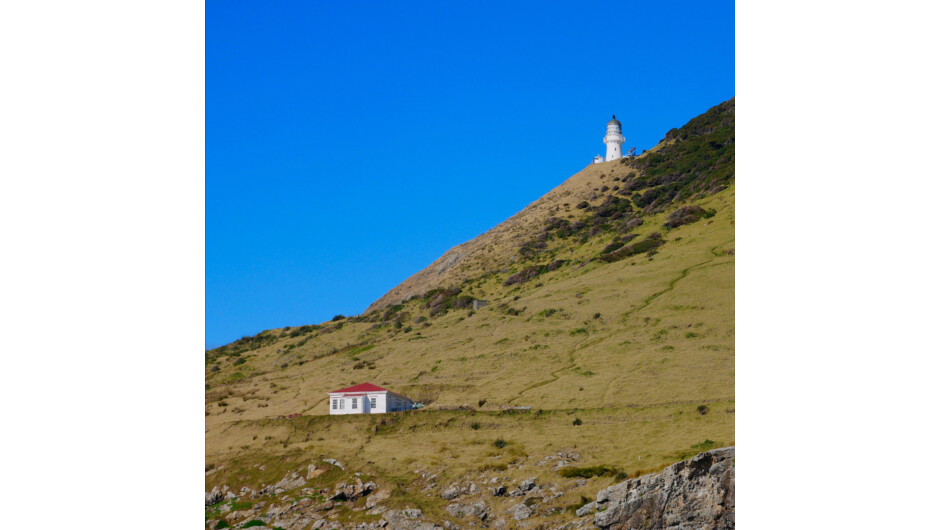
<box><xmin>607</xmin><ymin>115</ymin><xmax>622</xmax><ymax>127</ymax></box>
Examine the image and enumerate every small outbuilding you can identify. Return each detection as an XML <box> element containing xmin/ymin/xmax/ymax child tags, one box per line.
<box><xmin>328</xmin><ymin>383</ymin><xmax>415</xmax><ymax>415</ymax></box>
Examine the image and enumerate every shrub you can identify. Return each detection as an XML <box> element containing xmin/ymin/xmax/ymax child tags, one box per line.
<box><xmin>664</xmin><ymin>205</ymin><xmax>709</xmax><ymax>228</ymax></box>
<box><xmin>568</xmin><ymin>495</ymin><xmax>592</xmax><ymax>515</ymax></box>
<box><xmin>242</xmin><ymin>521</ymin><xmax>266</xmax><ymax>528</ymax></box>
<box><xmin>214</xmin><ymin>521</ymin><xmax>230</xmax><ymax>529</ymax></box>
<box><xmin>691</xmin><ymin>439</ymin><xmax>716</xmax><ymax>450</ymax></box>
<box><xmin>233</xmin><ymin>357</ymin><xmax>246</xmax><ymax>366</ymax></box>
<box><xmin>471</xmin><ymin>422</ymin><xmax>481</xmax><ymax>430</ymax></box>
<box><xmin>493</xmin><ymin>438</ymin><xmax>508</xmax><ymax>448</ymax></box>
<box><xmin>697</xmin><ymin>405</ymin><xmax>709</xmax><ymax>415</ymax></box>
<box><xmin>575</xmin><ymin>201</ymin><xmax>589</xmax><ymax>209</ymax></box>
<box><xmin>573</xmin><ymin>418</ymin><xmax>582</xmax><ymax>426</ymax></box>
<box><xmin>597</xmin><ymin>233</ymin><xmax>665</xmax><ymax>263</ymax></box>
<box><xmin>593</xmin><ymin>312</ymin><xmax>601</xmax><ymax>319</ymax></box>
<box><xmin>504</xmin><ymin>266</ymin><xmax>541</xmax><ymax>286</ymax></box>
<box><xmin>558</xmin><ymin>465</ymin><xmax>624</xmax><ymax>479</ymax></box>
<box><xmin>332</xmin><ymin>314</ymin><xmax>345</xmax><ymax>321</ymax></box>
<box><xmin>478</xmin><ymin>398</ymin><xmax>487</xmax><ymax>407</ymax></box>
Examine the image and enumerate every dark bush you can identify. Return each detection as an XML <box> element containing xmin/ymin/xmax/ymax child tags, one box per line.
<box><xmin>332</xmin><ymin>314</ymin><xmax>345</xmax><ymax>321</ymax></box>
<box><xmin>558</xmin><ymin>465</ymin><xmax>624</xmax><ymax>479</ymax></box>
<box><xmin>602</xmin><ymin>240</ymin><xmax>625</xmax><ymax>254</ymax></box>
<box><xmin>664</xmin><ymin>205</ymin><xmax>711</xmax><ymax>228</ymax></box>
<box><xmin>494</xmin><ymin>438</ymin><xmax>508</xmax><ymax>448</ymax></box>
<box><xmin>575</xmin><ymin>201</ymin><xmax>589</xmax><ymax>209</ymax></box>
<box><xmin>573</xmin><ymin>418</ymin><xmax>582</xmax><ymax>426</ymax></box>
<box><xmin>622</xmin><ymin>218</ymin><xmax>644</xmax><ymax>232</ymax></box>
<box><xmin>597</xmin><ymin>233</ymin><xmax>665</xmax><ymax>262</ymax></box>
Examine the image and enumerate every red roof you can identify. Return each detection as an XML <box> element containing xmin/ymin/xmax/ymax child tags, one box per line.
<box><xmin>330</xmin><ymin>382</ymin><xmax>388</xmax><ymax>394</ymax></box>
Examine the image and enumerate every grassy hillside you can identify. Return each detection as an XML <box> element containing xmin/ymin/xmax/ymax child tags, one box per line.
<box><xmin>205</xmin><ymin>99</ymin><xmax>734</xmax><ymax>529</ymax></box>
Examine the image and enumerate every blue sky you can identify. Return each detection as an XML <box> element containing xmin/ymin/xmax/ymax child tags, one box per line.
<box><xmin>207</xmin><ymin>0</ymin><xmax>735</xmax><ymax>348</ymax></box>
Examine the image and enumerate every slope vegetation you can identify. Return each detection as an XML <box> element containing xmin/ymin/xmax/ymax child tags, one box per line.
<box><xmin>205</xmin><ymin>99</ymin><xmax>734</xmax><ymax>529</ymax></box>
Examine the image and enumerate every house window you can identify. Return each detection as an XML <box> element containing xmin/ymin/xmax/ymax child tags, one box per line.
<box><xmin>352</xmin><ymin>398</ymin><xmax>358</xmax><ymax>409</ymax></box>
<box><xmin>332</xmin><ymin>399</ymin><xmax>337</xmax><ymax>410</ymax></box>
<box><xmin>339</xmin><ymin>398</ymin><xmax>344</xmax><ymax>409</ymax></box>
<box><xmin>370</xmin><ymin>397</ymin><xmax>377</xmax><ymax>408</ymax></box>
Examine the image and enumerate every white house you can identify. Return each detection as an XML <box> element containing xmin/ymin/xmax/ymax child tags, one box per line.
<box><xmin>328</xmin><ymin>383</ymin><xmax>415</xmax><ymax>415</ymax></box>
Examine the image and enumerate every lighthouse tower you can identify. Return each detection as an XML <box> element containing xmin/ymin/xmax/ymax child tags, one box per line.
<box><xmin>604</xmin><ymin>115</ymin><xmax>625</xmax><ymax>161</ymax></box>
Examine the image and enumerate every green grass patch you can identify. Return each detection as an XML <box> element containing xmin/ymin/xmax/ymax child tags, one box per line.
<box><xmin>558</xmin><ymin>465</ymin><xmax>627</xmax><ymax>480</ymax></box>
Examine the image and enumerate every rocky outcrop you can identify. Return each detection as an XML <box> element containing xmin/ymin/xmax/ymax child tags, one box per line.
<box><xmin>588</xmin><ymin>447</ymin><xmax>734</xmax><ymax>529</ymax></box>
<box><xmin>445</xmin><ymin>501</ymin><xmax>488</xmax><ymax>520</ymax></box>
<box><xmin>504</xmin><ymin>502</ymin><xmax>532</xmax><ymax>520</ymax></box>
<box><xmin>331</xmin><ymin>478</ymin><xmax>377</xmax><ymax>501</ymax></box>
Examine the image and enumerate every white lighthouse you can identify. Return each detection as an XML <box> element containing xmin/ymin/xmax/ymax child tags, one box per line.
<box><xmin>604</xmin><ymin>115</ymin><xmax>625</xmax><ymax>161</ymax></box>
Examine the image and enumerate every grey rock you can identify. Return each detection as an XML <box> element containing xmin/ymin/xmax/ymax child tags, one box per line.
<box><xmin>492</xmin><ymin>485</ymin><xmax>506</xmax><ymax>496</ymax></box>
<box><xmin>505</xmin><ymin>502</ymin><xmax>532</xmax><ymax>520</ymax></box>
<box><xmin>323</xmin><ymin>458</ymin><xmax>345</xmax><ymax>470</ymax></box>
<box><xmin>332</xmin><ymin>478</ymin><xmax>376</xmax><ymax>501</ymax></box>
<box><xmin>446</xmin><ymin>501</ymin><xmax>489</xmax><ymax>520</ymax></box>
<box><xmin>592</xmin><ymin>446</ymin><xmax>735</xmax><ymax>529</ymax></box>
<box><xmin>441</xmin><ymin>486</ymin><xmax>460</xmax><ymax>500</ymax></box>
<box><xmin>575</xmin><ymin>501</ymin><xmax>596</xmax><ymax>517</ymax></box>
<box><xmin>519</xmin><ymin>478</ymin><xmax>536</xmax><ymax>492</ymax></box>
<box><xmin>205</xmin><ymin>486</ymin><xmax>224</xmax><ymax>506</ymax></box>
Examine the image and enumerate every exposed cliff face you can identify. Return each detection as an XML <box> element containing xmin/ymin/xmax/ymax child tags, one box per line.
<box><xmin>587</xmin><ymin>447</ymin><xmax>734</xmax><ymax>529</ymax></box>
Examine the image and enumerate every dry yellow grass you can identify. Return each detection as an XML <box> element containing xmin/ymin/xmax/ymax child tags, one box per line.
<box><xmin>205</xmin><ymin>158</ymin><xmax>734</xmax><ymax>527</ymax></box>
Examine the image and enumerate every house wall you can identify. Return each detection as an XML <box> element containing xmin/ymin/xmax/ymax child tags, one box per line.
<box><xmin>329</xmin><ymin>392</ymin><xmax>393</xmax><ymax>415</ymax></box>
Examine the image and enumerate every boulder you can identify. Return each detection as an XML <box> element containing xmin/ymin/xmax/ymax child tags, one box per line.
<box><xmin>575</xmin><ymin>501</ymin><xmax>596</xmax><ymax>517</ymax></box>
<box><xmin>504</xmin><ymin>502</ymin><xmax>532</xmax><ymax>520</ymax></box>
<box><xmin>592</xmin><ymin>446</ymin><xmax>735</xmax><ymax>529</ymax></box>
<box><xmin>205</xmin><ymin>486</ymin><xmax>224</xmax><ymax>506</ymax></box>
<box><xmin>492</xmin><ymin>485</ymin><xmax>506</xmax><ymax>497</ymax></box>
<box><xmin>333</xmin><ymin>479</ymin><xmax>377</xmax><ymax>501</ymax></box>
<box><xmin>323</xmin><ymin>458</ymin><xmax>345</xmax><ymax>470</ymax></box>
<box><xmin>441</xmin><ymin>485</ymin><xmax>460</xmax><ymax>500</ymax></box>
<box><xmin>307</xmin><ymin>464</ymin><xmax>326</xmax><ymax>479</ymax></box>
<box><xmin>445</xmin><ymin>501</ymin><xmax>489</xmax><ymax>520</ymax></box>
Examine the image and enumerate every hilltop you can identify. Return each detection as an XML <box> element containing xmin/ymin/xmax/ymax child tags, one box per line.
<box><xmin>367</xmin><ymin>98</ymin><xmax>734</xmax><ymax>313</ymax></box>
<box><xmin>205</xmin><ymin>98</ymin><xmax>734</xmax><ymax>529</ymax></box>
